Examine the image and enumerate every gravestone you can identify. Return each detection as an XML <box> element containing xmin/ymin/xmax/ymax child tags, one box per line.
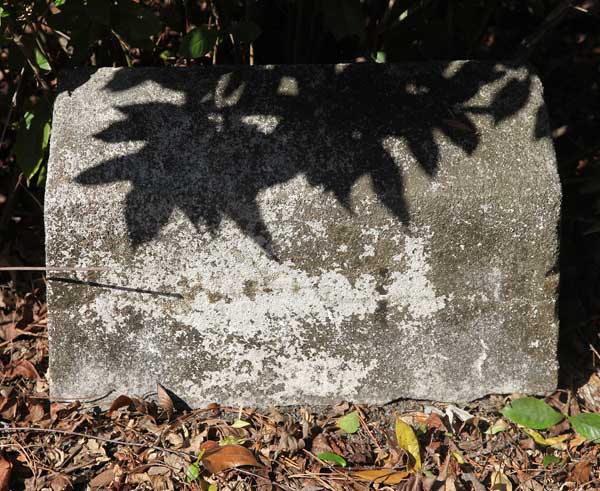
<box><xmin>46</xmin><ymin>62</ymin><xmax>560</xmax><ymax>406</ymax></box>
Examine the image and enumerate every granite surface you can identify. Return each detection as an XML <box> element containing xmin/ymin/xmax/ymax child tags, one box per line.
<box><xmin>46</xmin><ymin>62</ymin><xmax>560</xmax><ymax>406</ymax></box>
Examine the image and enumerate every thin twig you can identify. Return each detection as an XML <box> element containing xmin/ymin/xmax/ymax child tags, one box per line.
<box><xmin>355</xmin><ymin>405</ymin><xmax>385</xmax><ymax>457</ymax></box>
<box><xmin>0</xmin><ymin>426</ymin><xmax>189</xmax><ymax>457</ymax></box>
<box><xmin>51</xmin><ymin>389</ymin><xmax>115</xmax><ymax>404</ymax></box>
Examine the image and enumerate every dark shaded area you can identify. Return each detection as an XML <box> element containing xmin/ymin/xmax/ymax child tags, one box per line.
<box><xmin>74</xmin><ymin>62</ymin><xmax>536</xmax><ymax>258</ymax></box>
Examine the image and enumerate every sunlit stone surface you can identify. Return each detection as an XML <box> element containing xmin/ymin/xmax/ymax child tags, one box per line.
<box><xmin>46</xmin><ymin>62</ymin><xmax>560</xmax><ymax>406</ymax></box>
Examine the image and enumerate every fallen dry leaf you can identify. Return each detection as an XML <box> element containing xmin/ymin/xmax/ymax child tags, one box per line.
<box><xmin>395</xmin><ymin>417</ymin><xmax>422</xmax><ymax>471</ymax></box>
<box><xmin>88</xmin><ymin>468</ymin><xmax>114</xmax><ymax>489</ymax></box>
<box><xmin>569</xmin><ymin>460</ymin><xmax>593</xmax><ymax>484</ymax></box>
<box><xmin>201</xmin><ymin>443</ymin><xmax>262</xmax><ymax>474</ymax></box>
<box><xmin>0</xmin><ymin>454</ymin><xmax>12</xmax><ymax>491</ymax></box>
<box><xmin>6</xmin><ymin>359</ymin><xmax>39</xmax><ymax>379</ymax></box>
<box><xmin>569</xmin><ymin>434</ymin><xmax>586</xmax><ymax>451</ymax></box>
<box><xmin>108</xmin><ymin>394</ymin><xmax>135</xmax><ymax>415</ymax></box>
<box><xmin>157</xmin><ymin>383</ymin><xmax>174</xmax><ymax>417</ymax></box>
<box><xmin>50</xmin><ymin>474</ymin><xmax>72</xmax><ymax>491</ymax></box>
<box><xmin>0</xmin><ymin>324</ymin><xmax>30</xmax><ymax>342</ymax></box>
<box><xmin>425</xmin><ymin>413</ymin><xmax>448</xmax><ymax>432</ymax></box>
<box><xmin>522</xmin><ymin>428</ymin><xmax>569</xmax><ymax>449</ymax></box>
<box><xmin>490</xmin><ymin>470</ymin><xmax>512</xmax><ymax>491</ymax></box>
<box><xmin>353</xmin><ymin>468</ymin><xmax>409</xmax><ymax>485</ymax></box>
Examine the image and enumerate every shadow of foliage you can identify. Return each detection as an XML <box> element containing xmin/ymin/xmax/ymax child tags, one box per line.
<box><xmin>74</xmin><ymin>62</ymin><xmax>538</xmax><ymax>258</ymax></box>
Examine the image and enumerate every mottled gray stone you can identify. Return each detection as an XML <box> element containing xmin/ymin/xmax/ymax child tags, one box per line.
<box><xmin>46</xmin><ymin>62</ymin><xmax>560</xmax><ymax>406</ymax></box>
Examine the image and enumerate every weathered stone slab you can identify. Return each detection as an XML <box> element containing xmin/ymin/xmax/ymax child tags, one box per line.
<box><xmin>46</xmin><ymin>62</ymin><xmax>560</xmax><ymax>406</ymax></box>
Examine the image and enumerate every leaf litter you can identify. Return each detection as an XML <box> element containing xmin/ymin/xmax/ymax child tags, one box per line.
<box><xmin>1</xmin><ymin>285</ymin><xmax>600</xmax><ymax>490</ymax></box>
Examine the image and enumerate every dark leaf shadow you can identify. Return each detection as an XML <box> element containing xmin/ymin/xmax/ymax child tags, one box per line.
<box><xmin>74</xmin><ymin>62</ymin><xmax>535</xmax><ymax>258</ymax></box>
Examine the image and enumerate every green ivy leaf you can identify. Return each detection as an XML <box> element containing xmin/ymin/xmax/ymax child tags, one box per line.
<box><xmin>568</xmin><ymin>413</ymin><xmax>600</xmax><ymax>441</ymax></box>
<box><xmin>317</xmin><ymin>452</ymin><xmax>347</xmax><ymax>467</ymax></box>
<box><xmin>501</xmin><ymin>397</ymin><xmax>564</xmax><ymax>430</ymax></box>
<box><xmin>178</xmin><ymin>26</ymin><xmax>217</xmax><ymax>58</ymax></box>
<box><xmin>337</xmin><ymin>411</ymin><xmax>360</xmax><ymax>434</ymax></box>
<box><xmin>227</xmin><ymin>21</ymin><xmax>261</xmax><ymax>43</ymax></box>
<box><xmin>34</xmin><ymin>47</ymin><xmax>51</xmax><ymax>71</ymax></box>
<box><xmin>542</xmin><ymin>454</ymin><xmax>561</xmax><ymax>468</ymax></box>
<box><xmin>13</xmin><ymin>102</ymin><xmax>52</xmax><ymax>185</ymax></box>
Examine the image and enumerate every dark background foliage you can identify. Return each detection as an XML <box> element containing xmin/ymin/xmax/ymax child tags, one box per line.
<box><xmin>1</xmin><ymin>0</ymin><xmax>599</xmax><ymax>388</ymax></box>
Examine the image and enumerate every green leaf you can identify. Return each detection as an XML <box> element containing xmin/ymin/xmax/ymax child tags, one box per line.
<box><xmin>178</xmin><ymin>26</ymin><xmax>217</xmax><ymax>58</ymax></box>
<box><xmin>542</xmin><ymin>454</ymin><xmax>561</xmax><ymax>468</ymax></box>
<box><xmin>501</xmin><ymin>397</ymin><xmax>564</xmax><ymax>430</ymax></box>
<box><xmin>231</xmin><ymin>419</ymin><xmax>250</xmax><ymax>428</ymax></box>
<box><xmin>185</xmin><ymin>462</ymin><xmax>200</xmax><ymax>482</ymax></box>
<box><xmin>227</xmin><ymin>21</ymin><xmax>261</xmax><ymax>43</ymax></box>
<box><xmin>317</xmin><ymin>452</ymin><xmax>347</xmax><ymax>467</ymax></box>
<box><xmin>374</xmin><ymin>51</ymin><xmax>386</xmax><ymax>63</ymax></box>
<box><xmin>54</xmin><ymin>0</ymin><xmax>66</xmax><ymax>6</ymax></box>
<box><xmin>0</xmin><ymin>7</ymin><xmax>9</xmax><ymax>28</ymax></box>
<box><xmin>34</xmin><ymin>48</ymin><xmax>51</xmax><ymax>71</ymax></box>
<box><xmin>337</xmin><ymin>411</ymin><xmax>360</xmax><ymax>434</ymax></box>
<box><xmin>159</xmin><ymin>49</ymin><xmax>174</xmax><ymax>61</ymax></box>
<box><xmin>36</xmin><ymin>162</ymin><xmax>47</xmax><ymax>187</ymax></box>
<box><xmin>568</xmin><ymin>413</ymin><xmax>600</xmax><ymax>441</ymax></box>
<box><xmin>13</xmin><ymin>102</ymin><xmax>51</xmax><ymax>185</ymax></box>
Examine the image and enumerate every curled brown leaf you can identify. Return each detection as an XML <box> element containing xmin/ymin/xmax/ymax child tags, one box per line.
<box><xmin>201</xmin><ymin>443</ymin><xmax>262</xmax><ymax>474</ymax></box>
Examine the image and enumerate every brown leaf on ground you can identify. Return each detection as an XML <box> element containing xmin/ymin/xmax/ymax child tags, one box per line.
<box><xmin>0</xmin><ymin>323</ymin><xmax>30</xmax><ymax>342</ymax></box>
<box><xmin>569</xmin><ymin>460</ymin><xmax>593</xmax><ymax>484</ymax></box>
<box><xmin>578</xmin><ymin>372</ymin><xmax>600</xmax><ymax>412</ymax></box>
<box><xmin>310</xmin><ymin>433</ymin><xmax>332</xmax><ymax>456</ymax></box>
<box><xmin>353</xmin><ymin>468</ymin><xmax>410</xmax><ymax>485</ymax></box>
<box><xmin>6</xmin><ymin>358</ymin><xmax>39</xmax><ymax>379</ymax></box>
<box><xmin>50</xmin><ymin>474</ymin><xmax>72</xmax><ymax>491</ymax></box>
<box><xmin>156</xmin><ymin>383</ymin><xmax>174</xmax><ymax>418</ymax></box>
<box><xmin>88</xmin><ymin>468</ymin><xmax>114</xmax><ymax>489</ymax></box>
<box><xmin>108</xmin><ymin>394</ymin><xmax>135</xmax><ymax>415</ymax></box>
<box><xmin>201</xmin><ymin>443</ymin><xmax>262</xmax><ymax>474</ymax></box>
<box><xmin>0</xmin><ymin>454</ymin><xmax>12</xmax><ymax>491</ymax></box>
<box><xmin>490</xmin><ymin>470</ymin><xmax>513</xmax><ymax>491</ymax></box>
<box><xmin>425</xmin><ymin>413</ymin><xmax>448</xmax><ymax>432</ymax></box>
